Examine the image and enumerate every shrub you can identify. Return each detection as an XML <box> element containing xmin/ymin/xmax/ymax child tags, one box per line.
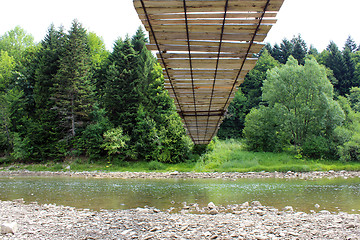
<box><xmin>302</xmin><ymin>135</ymin><xmax>332</xmax><ymax>159</ymax></box>
<box><xmin>148</xmin><ymin>161</ymin><xmax>166</xmax><ymax>170</ymax></box>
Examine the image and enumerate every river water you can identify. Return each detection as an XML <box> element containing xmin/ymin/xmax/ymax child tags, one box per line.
<box><xmin>0</xmin><ymin>176</ymin><xmax>359</xmax><ymax>213</ymax></box>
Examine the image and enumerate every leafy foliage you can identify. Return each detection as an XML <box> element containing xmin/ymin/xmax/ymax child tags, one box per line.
<box><xmin>1</xmin><ymin>22</ymin><xmax>360</xmax><ymax>165</ymax></box>
<box><xmin>244</xmin><ymin>56</ymin><xmax>344</xmax><ymax>158</ymax></box>
<box><xmin>218</xmin><ymin>50</ymin><xmax>279</xmax><ymax>138</ymax></box>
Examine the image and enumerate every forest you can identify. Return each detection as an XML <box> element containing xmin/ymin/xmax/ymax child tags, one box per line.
<box><xmin>1</xmin><ymin>20</ymin><xmax>360</xmax><ymax>167</ymax></box>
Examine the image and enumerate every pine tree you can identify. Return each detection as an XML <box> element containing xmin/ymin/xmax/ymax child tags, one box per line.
<box><xmin>342</xmin><ymin>47</ymin><xmax>356</xmax><ymax>88</ymax></box>
<box><xmin>291</xmin><ymin>34</ymin><xmax>307</xmax><ymax>65</ymax></box>
<box><xmin>24</xmin><ymin>25</ymin><xmax>71</xmax><ymax>159</ymax></box>
<box><xmin>279</xmin><ymin>39</ymin><xmax>293</xmax><ymax>64</ymax></box>
<box><xmin>325</xmin><ymin>41</ymin><xmax>355</xmax><ymax>96</ymax></box>
<box><xmin>308</xmin><ymin>45</ymin><xmax>319</xmax><ymax>56</ymax></box>
<box><xmin>103</xmin><ymin>37</ymin><xmax>142</xmax><ymax>134</ymax></box>
<box><xmin>344</xmin><ymin>35</ymin><xmax>357</xmax><ymax>52</ymax></box>
<box><xmin>53</xmin><ymin>20</ymin><xmax>94</xmax><ymax>140</ymax></box>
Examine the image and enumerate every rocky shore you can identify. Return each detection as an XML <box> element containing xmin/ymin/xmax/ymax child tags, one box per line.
<box><xmin>1</xmin><ymin>171</ymin><xmax>359</xmax><ymax>239</ymax></box>
<box><xmin>1</xmin><ymin>170</ymin><xmax>360</xmax><ymax>180</ymax></box>
<box><xmin>1</xmin><ymin>199</ymin><xmax>359</xmax><ymax>240</ymax></box>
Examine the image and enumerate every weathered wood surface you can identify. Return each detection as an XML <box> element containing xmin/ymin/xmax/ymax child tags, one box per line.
<box><xmin>133</xmin><ymin>0</ymin><xmax>284</xmax><ymax>144</ymax></box>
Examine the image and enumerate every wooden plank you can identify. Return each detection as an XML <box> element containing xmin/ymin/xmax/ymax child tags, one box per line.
<box><xmin>134</xmin><ymin>0</ymin><xmax>285</xmax><ymax>9</ymax></box>
<box><xmin>138</xmin><ymin>12</ymin><xmax>278</xmax><ymax>20</ymax></box>
<box><xmin>150</xmin><ymin>32</ymin><xmax>267</xmax><ymax>42</ymax></box>
<box><xmin>134</xmin><ymin>0</ymin><xmax>284</xmax><ymax>13</ymax></box>
<box><xmin>146</xmin><ymin>43</ymin><xmax>264</xmax><ymax>53</ymax></box>
<box><xmin>148</xmin><ymin>19</ymin><xmax>277</xmax><ymax>25</ymax></box>
<box><xmin>166</xmin><ymin>69</ymin><xmax>239</xmax><ymax>75</ymax></box>
<box><xmin>158</xmin><ymin>52</ymin><xmax>247</xmax><ymax>59</ymax></box>
<box><xmin>161</xmin><ymin>61</ymin><xmax>257</xmax><ymax>71</ymax></box>
<box><xmin>165</xmin><ymin>80</ymin><xmax>235</xmax><ymax>85</ymax></box>
<box><xmin>146</xmin><ymin>24</ymin><xmax>272</xmax><ymax>34</ymax></box>
<box><xmin>152</xmin><ymin>39</ymin><xmax>252</xmax><ymax>48</ymax></box>
<box><xmin>161</xmin><ymin>58</ymin><xmax>257</xmax><ymax>69</ymax></box>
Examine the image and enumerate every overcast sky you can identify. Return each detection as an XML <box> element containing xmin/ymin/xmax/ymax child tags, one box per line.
<box><xmin>1</xmin><ymin>0</ymin><xmax>359</xmax><ymax>51</ymax></box>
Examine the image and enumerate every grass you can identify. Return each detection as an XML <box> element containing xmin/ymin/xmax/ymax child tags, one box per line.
<box><xmin>193</xmin><ymin>139</ymin><xmax>360</xmax><ymax>172</ymax></box>
<box><xmin>0</xmin><ymin>158</ymin><xmax>197</xmax><ymax>173</ymax></box>
<box><xmin>1</xmin><ymin>139</ymin><xmax>360</xmax><ymax>172</ymax></box>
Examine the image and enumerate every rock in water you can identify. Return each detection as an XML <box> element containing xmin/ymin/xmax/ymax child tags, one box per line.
<box><xmin>251</xmin><ymin>201</ymin><xmax>262</xmax><ymax>207</ymax></box>
<box><xmin>1</xmin><ymin>222</ymin><xmax>18</xmax><ymax>234</ymax></box>
<box><xmin>283</xmin><ymin>206</ymin><xmax>294</xmax><ymax>212</ymax></box>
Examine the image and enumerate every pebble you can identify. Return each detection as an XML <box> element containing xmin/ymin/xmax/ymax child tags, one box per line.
<box><xmin>209</xmin><ymin>209</ymin><xmax>219</xmax><ymax>215</ymax></box>
<box><xmin>251</xmin><ymin>201</ymin><xmax>262</xmax><ymax>207</ymax></box>
<box><xmin>1</xmin><ymin>200</ymin><xmax>357</xmax><ymax>240</ymax></box>
<box><xmin>1</xmin><ymin>170</ymin><xmax>359</xmax><ymax>180</ymax></box>
<box><xmin>208</xmin><ymin>202</ymin><xmax>216</xmax><ymax>209</ymax></box>
<box><xmin>1</xmin><ymin>222</ymin><xmax>18</xmax><ymax>234</ymax></box>
<box><xmin>0</xmin><ymin>170</ymin><xmax>359</xmax><ymax>239</ymax></box>
<box><xmin>283</xmin><ymin>206</ymin><xmax>294</xmax><ymax>212</ymax></box>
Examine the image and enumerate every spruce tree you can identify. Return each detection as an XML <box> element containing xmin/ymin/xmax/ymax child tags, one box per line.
<box><xmin>103</xmin><ymin>37</ymin><xmax>142</xmax><ymax>134</ymax></box>
<box><xmin>53</xmin><ymin>20</ymin><xmax>94</xmax><ymax>140</ymax></box>
<box><xmin>291</xmin><ymin>35</ymin><xmax>307</xmax><ymax>65</ymax></box>
<box><xmin>344</xmin><ymin>35</ymin><xmax>357</xmax><ymax>52</ymax></box>
<box><xmin>30</xmin><ymin>25</ymin><xmax>67</xmax><ymax>159</ymax></box>
<box><xmin>325</xmin><ymin>41</ymin><xmax>355</xmax><ymax>96</ymax></box>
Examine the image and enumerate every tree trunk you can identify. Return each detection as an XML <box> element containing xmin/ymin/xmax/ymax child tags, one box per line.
<box><xmin>71</xmin><ymin>93</ymin><xmax>76</xmax><ymax>137</ymax></box>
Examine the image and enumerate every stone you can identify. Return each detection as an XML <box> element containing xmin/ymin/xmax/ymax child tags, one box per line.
<box><xmin>136</xmin><ymin>208</ymin><xmax>151</xmax><ymax>214</ymax></box>
<box><xmin>255</xmin><ymin>234</ymin><xmax>268</xmax><ymax>240</ymax></box>
<box><xmin>121</xmin><ymin>229</ymin><xmax>133</xmax><ymax>235</ymax></box>
<box><xmin>203</xmin><ymin>231</ymin><xmax>212</xmax><ymax>237</ymax></box>
<box><xmin>13</xmin><ymin>198</ymin><xmax>24</xmax><ymax>204</ymax></box>
<box><xmin>251</xmin><ymin>201</ymin><xmax>261</xmax><ymax>207</ymax></box>
<box><xmin>314</xmin><ymin>204</ymin><xmax>320</xmax><ymax>209</ymax></box>
<box><xmin>209</xmin><ymin>209</ymin><xmax>218</xmax><ymax>215</ymax></box>
<box><xmin>346</xmin><ymin>223</ymin><xmax>358</xmax><ymax>229</ymax></box>
<box><xmin>283</xmin><ymin>206</ymin><xmax>293</xmax><ymax>212</ymax></box>
<box><xmin>208</xmin><ymin>202</ymin><xmax>216</xmax><ymax>209</ymax></box>
<box><xmin>319</xmin><ymin>210</ymin><xmax>330</xmax><ymax>214</ymax></box>
<box><xmin>255</xmin><ymin>210</ymin><xmax>266</xmax><ymax>216</ymax></box>
<box><xmin>1</xmin><ymin>222</ymin><xmax>18</xmax><ymax>234</ymax></box>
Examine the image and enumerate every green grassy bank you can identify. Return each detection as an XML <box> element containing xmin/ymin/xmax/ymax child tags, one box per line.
<box><xmin>1</xmin><ymin>139</ymin><xmax>360</xmax><ymax>173</ymax></box>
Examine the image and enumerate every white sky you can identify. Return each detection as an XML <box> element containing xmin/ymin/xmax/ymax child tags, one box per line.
<box><xmin>0</xmin><ymin>0</ymin><xmax>359</xmax><ymax>51</ymax></box>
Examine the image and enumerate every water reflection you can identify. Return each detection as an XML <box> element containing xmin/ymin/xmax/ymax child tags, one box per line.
<box><xmin>0</xmin><ymin>176</ymin><xmax>359</xmax><ymax>213</ymax></box>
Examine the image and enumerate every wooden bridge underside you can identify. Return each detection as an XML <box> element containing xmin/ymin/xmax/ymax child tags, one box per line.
<box><xmin>133</xmin><ymin>0</ymin><xmax>285</xmax><ymax>144</ymax></box>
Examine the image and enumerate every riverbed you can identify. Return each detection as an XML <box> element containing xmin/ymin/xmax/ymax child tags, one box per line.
<box><xmin>0</xmin><ymin>176</ymin><xmax>360</xmax><ymax>213</ymax></box>
<box><xmin>0</xmin><ymin>170</ymin><xmax>359</xmax><ymax>239</ymax></box>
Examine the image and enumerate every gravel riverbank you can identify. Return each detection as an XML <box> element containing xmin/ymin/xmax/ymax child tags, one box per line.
<box><xmin>1</xmin><ymin>200</ymin><xmax>359</xmax><ymax>240</ymax></box>
<box><xmin>1</xmin><ymin>171</ymin><xmax>359</xmax><ymax>239</ymax></box>
<box><xmin>1</xmin><ymin>170</ymin><xmax>360</xmax><ymax>180</ymax></box>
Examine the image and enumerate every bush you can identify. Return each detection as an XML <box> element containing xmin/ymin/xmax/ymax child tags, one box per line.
<box><xmin>148</xmin><ymin>161</ymin><xmax>166</xmax><ymax>170</ymax></box>
<box><xmin>101</xmin><ymin>127</ymin><xmax>130</xmax><ymax>156</ymax></box>
<box><xmin>338</xmin><ymin>140</ymin><xmax>360</xmax><ymax>162</ymax></box>
<box><xmin>302</xmin><ymin>135</ymin><xmax>332</xmax><ymax>159</ymax></box>
<box><xmin>243</xmin><ymin>106</ymin><xmax>287</xmax><ymax>152</ymax></box>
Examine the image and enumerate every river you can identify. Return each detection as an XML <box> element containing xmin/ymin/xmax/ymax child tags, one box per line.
<box><xmin>0</xmin><ymin>176</ymin><xmax>359</xmax><ymax>213</ymax></box>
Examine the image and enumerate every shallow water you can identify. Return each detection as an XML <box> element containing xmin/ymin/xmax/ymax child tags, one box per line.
<box><xmin>0</xmin><ymin>176</ymin><xmax>359</xmax><ymax>213</ymax></box>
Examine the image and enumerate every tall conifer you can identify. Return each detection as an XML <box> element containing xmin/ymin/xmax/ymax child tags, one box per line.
<box><xmin>53</xmin><ymin>20</ymin><xmax>94</xmax><ymax>139</ymax></box>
